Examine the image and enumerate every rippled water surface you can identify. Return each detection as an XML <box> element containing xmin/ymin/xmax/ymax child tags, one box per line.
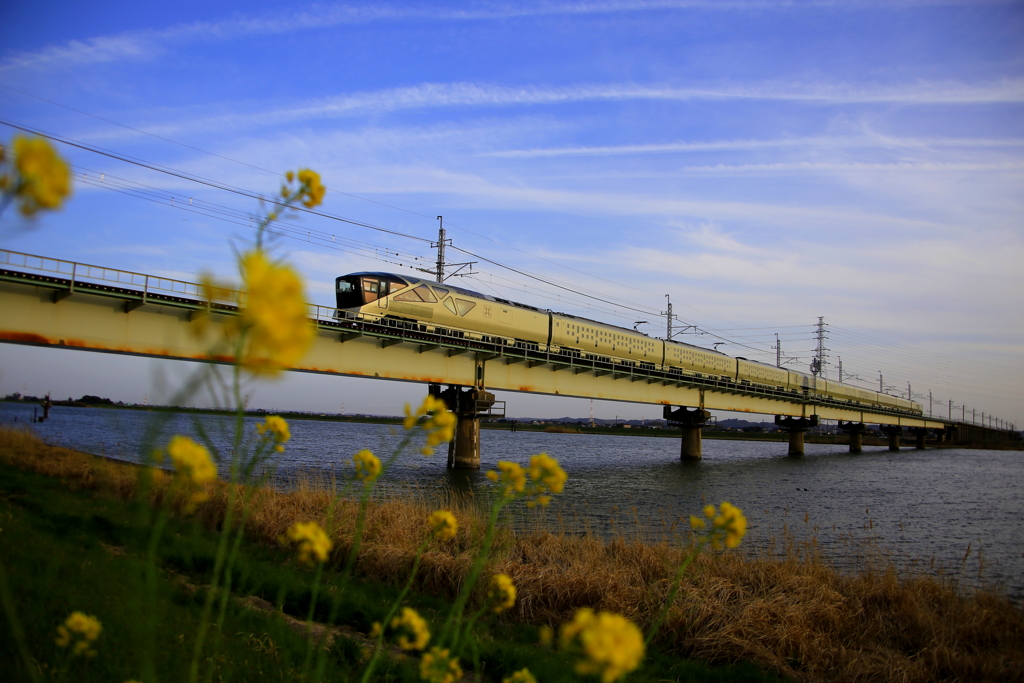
<box><xmin>4</xmin><ymin>403</ymin><xmax>1022</xmax><ymax>600</ymax></box>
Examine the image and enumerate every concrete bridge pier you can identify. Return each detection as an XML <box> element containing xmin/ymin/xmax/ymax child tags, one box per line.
<box><xmin>430</xmin><ymin>384</ymin><xmax>497</xmax><ymax>469</ymax></box>
<box><xmin>880</xmin><ymin>425</ymin><xmax>903</xmax><ymax>451</ymax></box>
<box><xmin>663</xmin><ymin>406</ymin><xmax>710</xmax><ymax>460</ymax></box>
<box><xmin>774</xmin><ymin>415</ymin><xmax>819</xmax><ymax>457</ymax></box>
<box><xmin>910</xmin><ymin>427</ymin><xmax>928</xmax><ymax>450</ymax></box>
<box><xmin>837</xmin><ymin>421</ymin><xmax>866</xmax><ymax>453</ymax></box>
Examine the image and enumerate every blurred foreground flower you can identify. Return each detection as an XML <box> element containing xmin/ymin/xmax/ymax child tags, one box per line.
<box><xmin>488</xmin><ymin>573</ymin><xmax>516</xmax><ymax>613</ymax></box>
<box><xmin>390</xmin><ymin>606</ymin><xmax>430</xmax><ymax>650</ymax></box>
<box><xmin>353</xmin><ymin>449</ymin><xmax>382</xmax><ymax>482</ymax></box>
<box><xmin>427</xmin><ymin>509</ymin><xmax>458</xmax><ymax>540</ymax></box>
<box><xmin>560</xmin><ymin>608</ymin><xmax>644</xmax><ymax>683</ymax></box>
<box><xmin>280</xmin><ymin>168</ymin><xmax>326</xmax><ymax>209</ymax></box>
<box><xmin>285</xmin><ymin>521</ymin><xmax>332</xmax><ymax>564</ymax></box>
<box><xmin>55</xmin><ymin>611</ymin><xmax>101</xmax><ymax>657</ymax></box>
<box><xmin>165</xmin><ymin>435</ymin><xmax>217</xmax><ymax>507</ymax></box>
<box><xmin>503</xmin><ymin>669</ymin><xmax>536</xmax><ymax>683</ymax></box>
<box><xmin>257</xmin><ymin>415</ymin><xmax>291</xmax><ymax>452</ymax></box>
<box><xmin>420</xmin><ymin>646</ymin><xmax>462</xmax><ymax>683</ymax></box>
<box><xmin>486</xmin><ymin>461</ymin><xmax>527</xmax><ymax>498</ymax></box>
<box><xmin>235</xmin><ymin>250</ymin><xmax>315</xmax><ymax>376</ymax></box>
<box><xmin>525</xmin><ymin>452</ymin><xmax>567</xmax><ymax>507</ymax></box>
<box><xmin>0</xmin><ymin>135</ymin><xmax>72</xmax><ymax>217</ymax></box>
<box><xmin>404</xmin><ymin>394</ymin><xmax>456</xmax><ymax>455</ymax></box>
<box><xmin>699</xmin><ymin>501</ymin><xmax>747</xmax><ymax>549</ymax></box>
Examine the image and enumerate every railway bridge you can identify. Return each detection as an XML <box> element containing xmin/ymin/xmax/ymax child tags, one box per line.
<box><xmin>0</xmin><ymin>250</ymin><xmax>1017</xmax><ymax>467</ymax></box>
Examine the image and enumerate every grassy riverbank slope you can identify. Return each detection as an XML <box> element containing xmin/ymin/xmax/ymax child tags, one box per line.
<box><xmin>1</xmin><ymin>427</ymin><xmax>1022</xmax><ymax>682</ymax></box>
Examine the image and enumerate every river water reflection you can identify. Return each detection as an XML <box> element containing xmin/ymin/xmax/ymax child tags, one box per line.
<box><xmin>4</xmin><ymin>403</ymin><xmax>1021</xmax><ymax>600</ymax></box>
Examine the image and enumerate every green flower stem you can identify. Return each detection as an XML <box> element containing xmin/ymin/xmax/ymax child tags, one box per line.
<box><xmin>310</xmin><ymin>426</ymin><xmax>418</xmax><ymax>683</ymax></box>
<box><xmin>140</xmin><ymin>506</ymin><xmax>171</xmax><ymax>683</ymax></box>
<box><xmin>188</xmin><ymin>337</ymin><xmax>247</xmax><ymax>683</ymax></box>
<box><xmin>451</xmin><ymin>595</ymin><xmax>493</xmax><ymax>658</ymax></box>
<box><xmin>0</xmin><ymin>559</ymin><xmax>42</xmax><ymax>683</ymax></box>
<box><xmin>438</xmin><ymin>497</ymin><xmax>505</xmax><ymax>648</ymax></box>
<box><xmin>644</xmin><ymin>542</ymin><xmax>703</xmax><ymax>647</ymax></box>
<box><xmin>360</xmin><ymin>534</ymin><xmax>432</xmax><ymax>683</ymax></box>
<box><xmin>300</xmin><ymin>562</ymin><xmax>326</xmax><ymax>678</ymax></box>
<box><xmin>206</xmin><ymin>476</ymin><xmax>268</xmax><ymax>683</ymax></box>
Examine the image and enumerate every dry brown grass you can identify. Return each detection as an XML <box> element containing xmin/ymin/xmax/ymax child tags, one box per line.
<box><xmin>2</xmin><ymin>426</ymin><xmax>1022</xmax><ymax>683</ymax></box>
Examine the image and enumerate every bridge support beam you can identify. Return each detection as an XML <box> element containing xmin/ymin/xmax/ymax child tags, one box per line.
<box><xmin>775</xmin><ymin>415</ymin><xmax>819</xmax><ymax>457</ymax></box>
<box><xmin>664</xmin><ymin>406</ymin><xmax>710</xmax><ymax>460</ymax></box>
<box><xmin>431</xmin><ymin>384</ymin><xmax>497</xmax><ymax>470</ymax></box>
<box><xmin>837</xmin><ymin>421</ymin><xmax>866</xmax><ymax>454</ymax></box>
<box><xmin>880</xmin><ymin>425</ymin><xmax>903</xmax><ymax>451</ymax></box>
<box><xmin>910</xmin><ymin>427</ymin><xmax>928</xmax><ymax>450</ymax></box>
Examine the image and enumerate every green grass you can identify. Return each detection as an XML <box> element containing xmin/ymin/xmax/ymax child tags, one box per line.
<box><xmin>0</xmin><ymin>461</ymin><xmax>786</xmax><ymax>683</ymax></box>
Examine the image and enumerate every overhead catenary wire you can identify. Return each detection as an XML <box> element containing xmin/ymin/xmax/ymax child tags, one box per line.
<box><xmin>2</xmin><ymin>116</ymin><xmax>1018</xmax><ymax>421</ymax></box>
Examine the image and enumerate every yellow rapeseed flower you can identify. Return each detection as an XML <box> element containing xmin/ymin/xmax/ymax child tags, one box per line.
<box><xmin>488</xmin><ymin>573</ymin><xmax>516</xmax><ymax>613</ymax></box>
<box><xmin>296</xmin><ymin>168</ymin><xmax>326</xmax><ymax>208</ymax></box>
<box><xmin>713</xmin><ymin>501</ymin><xmax>747</xmax><ymax>548</ymax></box>
<box><xmin>285</xmin><ymin>521</ymin><xmax>333</xmax><ymax>564</ymax></box>
<box><xmin>525</xmin><ymin>452</ymin><xmax>567</xmax><ymax>507</ymax></box>
<box><xmin>390</xmin><ymin>606</ymin><xmax>430</xmax><ymax>651</ymax></box>
<box><xmin>486</xmin><ymin>461</ymin><xmax>527</xmax><ymax>498</ymax></box>
<box><xmin>693</xmin><ymin>502</ymin><xmax>747</xmax><ymax>549</ymax></box>
<box><xmin>55</xmin><ymin>611</ymin><xmax>102</xmax><ymax>657</ymax></box>
<box><xmin>420</xmin><ymin>646</ymin><xmax>462</xmax><ymax>683</ymax></box>
<box><xmin>427</xmin><ymin>509</ymin><xmax>458</xmax><ymax>540</ymax></box>
<box><xmin>6</xmin><ymin>135</ymin><xmax>72</xmax><ymax>217</ymax></box>
<box><xmin>560</xmin><ymin>608</ymin><xmax>645</xmax><ymax>683</ymax></box>
<box><xmin>166</xmin><ymin>435</ymin><xmax>217</xmax><ymax>506</ymax></box>
<box><xmin>404</xmin><ymin>395</ymin><xmax>456</xmax><ymax>455</ymax></box>
<box><xmin>353</xmin><ymin>449</ymin><xmax>382</xmax><ymax>482</ymax></box>
<box><xmin>257</xmin><ymin>415</ymin><xmax>291</xmax><ymax>452</ymax></box>
<box><xmin>237</xmin><ymin>250</ymin><xmax>314</xmax><ymax>376</ymax></box>
<box><xmin>503</xmin><ymin>669</ymin><xmax>536</xmax><ymax>683</ymax></box>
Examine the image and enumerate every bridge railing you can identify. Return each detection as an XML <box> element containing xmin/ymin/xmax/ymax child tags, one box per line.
<box><xmin>0</xmin><ymin>249</ymin><xmax>203</xmax><ymax>300</ymax></box>
<box><xmin>3</xmin><ymin>248</ymin><xmax>999</xmax><ymax>430</ymax></box>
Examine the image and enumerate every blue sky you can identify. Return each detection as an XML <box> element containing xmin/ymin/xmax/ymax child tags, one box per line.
<box><xmin>0</xmin><ymin>0</ymin><xmax>1021</xmax><ymax>425</ymax></box>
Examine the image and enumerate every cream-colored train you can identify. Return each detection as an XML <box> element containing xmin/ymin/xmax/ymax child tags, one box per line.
<box><xmin>336</xmin><ymin>272</ymin><xmax>922</xmax><ymax>414</ymax></box>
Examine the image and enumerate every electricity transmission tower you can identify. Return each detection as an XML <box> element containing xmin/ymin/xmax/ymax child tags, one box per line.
<box><xmin>811</xmin><ymin>316</ymin><xmax>829</xmax><ymax>378</ymax></box>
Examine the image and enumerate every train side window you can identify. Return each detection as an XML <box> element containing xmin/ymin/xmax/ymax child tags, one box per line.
<box><xmin>433</xmin><ymin>287</ymin><xmax>449</xmax><ymax>298</ymax></box>
<box><xmin>455</xmin><ymin>299</ymin><xmax>476</xmax><ymax>316</ymax></box>
<box><xmin>394</xmin><ymin>285</ymin><xmax>437</xmax><ymax>303</ymax></box>
<box><xmin>443</xmin><ymin>297</ymin><xmax>458</xmax><ymax>315</ymax></box>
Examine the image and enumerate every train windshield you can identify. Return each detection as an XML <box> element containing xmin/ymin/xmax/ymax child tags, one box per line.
<box><xmin>336</xmin><ymin>277</ymin><xmax>363</xmax><ymax>309</ymax></box>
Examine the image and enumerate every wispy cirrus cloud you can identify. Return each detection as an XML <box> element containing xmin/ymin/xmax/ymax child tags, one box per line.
<box><xmin>484</xmin><ymin>135</ymin><xmax>1024</xmax><ymax>158</ymax></box>
<box><xmin>66</xmin><ymin>80</ymin><xmax>1024</xmax><ymax>144</ymax></box>
<box><xmin>641</xmin><ymin>160</ymin><xmax>1024</xmax><ymax>174</ymax></box>
<box><xmin>2</xmin><ymin>0</ymin><xmax>1013</xmax><ymax>72</ymax></box>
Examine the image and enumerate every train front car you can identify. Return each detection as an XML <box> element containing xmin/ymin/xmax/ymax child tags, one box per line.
<box><xmin>334</xmin><ymin>272</ymin><xmax>552</xmax><ymax>347</ymax></box>
<box><xmin>335</xmin><ymin>272</ymin><xmax>411</xmax><ymax>318</ymax></box>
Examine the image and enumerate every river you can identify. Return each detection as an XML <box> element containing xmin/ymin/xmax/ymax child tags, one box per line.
<box><xmin>3</xmin><ymin>402</ymin><xmax>1021</xmax><ymax>601</ymax></box>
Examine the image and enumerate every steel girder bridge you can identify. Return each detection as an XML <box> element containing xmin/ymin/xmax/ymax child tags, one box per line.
<box><xmin>0</xmin><ymin>250</ymin><xmax>1015</xmax><ymax>467</ymax></box>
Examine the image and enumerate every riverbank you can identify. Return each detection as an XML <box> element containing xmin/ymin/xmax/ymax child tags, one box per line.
<box><xmin>2</xmin><ymin>427</ymin><xmax>1021</xmax><ymax>682</ymax></box>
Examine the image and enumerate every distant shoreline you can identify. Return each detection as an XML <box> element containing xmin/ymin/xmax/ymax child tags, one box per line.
<box><xmin>5</xmin><ymin>397</ymin><xmax>1018</xmax><ymax>449</ymax></box>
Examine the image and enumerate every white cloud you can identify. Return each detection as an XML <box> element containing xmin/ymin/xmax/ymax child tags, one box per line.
<box><xmin>126</xmin><ymin>81</ymin><xmax>1024</xmax><ymax>136</ymax></box>
<box><xmin>483</xmin><ymin>135</ymin><xmax>1024</xmax><ymax>158</ymax></box>
<box><xmin>6</xmin><ymin>1</ymin><xmax>1006</xmax><ymax>72</ymax></box>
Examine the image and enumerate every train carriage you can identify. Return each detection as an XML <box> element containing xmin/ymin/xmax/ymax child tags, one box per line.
<box><xmin>335</xmin><ymin>271</ymin><xmax>922</xmax><ymax>416</ymax></box>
